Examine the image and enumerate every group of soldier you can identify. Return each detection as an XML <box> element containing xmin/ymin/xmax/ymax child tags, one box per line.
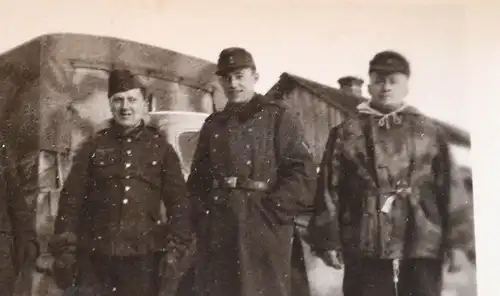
<box><xmin>0</xmin><ymin>46</ymin><xmax>474</xmax><ymax>296</ymax></box>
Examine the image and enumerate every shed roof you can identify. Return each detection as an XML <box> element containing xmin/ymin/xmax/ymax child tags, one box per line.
<box><xmin>268</xmin><ymin>72</ymin><xmax>471</xmax><ymax>148</ymax></box>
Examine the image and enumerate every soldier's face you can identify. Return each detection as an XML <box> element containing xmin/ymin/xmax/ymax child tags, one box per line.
<box><xmin>109</xmin><ymin>88</ymin><xmax>148</xmax><ymax>127</ymax></box>
<box><xmin>219</xmin><ymin>68</ymin><xmax>259</xmax><ymax>103</ymax></box>
<box><xmin>368</xmin><ymin>72</ymin><xmax>409</xmax><ymax>106</ymax></box>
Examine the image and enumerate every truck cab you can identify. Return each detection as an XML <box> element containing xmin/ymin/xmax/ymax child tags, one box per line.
<box><xmin>148</xmin><ymin>110</ymin><xmax>209</xmax><ymax>179</ymax></box>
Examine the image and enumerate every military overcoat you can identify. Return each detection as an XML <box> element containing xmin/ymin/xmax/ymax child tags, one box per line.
<box><xmin>187</xmin><ymin>94</ymin><xmax>317</xmax><ymax>296</ymax></box>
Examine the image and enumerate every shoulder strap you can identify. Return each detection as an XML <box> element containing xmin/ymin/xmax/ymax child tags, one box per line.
<box><xmin>273</xmin><ymin>105</ymin><xmax>285</xmax><ymax>165</ymax></box>
<box><xmin>361</xmin><ymin>115</ymin><xmax>381</xmax><ymax>189</ymax></box>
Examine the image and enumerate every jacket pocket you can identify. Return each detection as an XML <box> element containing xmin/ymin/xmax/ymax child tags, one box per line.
<box><xmin>90</xmin><ymin>151</ymin><xmax>118</xmax><ymax>180</ymax></box>
<box><xmin>0</xmin><ymin>231</ymin><xmax>14</xmax><ymax>269</ymax></box>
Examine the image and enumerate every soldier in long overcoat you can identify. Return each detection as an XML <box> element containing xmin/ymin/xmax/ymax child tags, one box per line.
<box><xmin>0</xmin><ymin>142</ymin><xmax>39</xmax><ymax>296</ymax></box>
<box><xmin>187</xmin><ymin>47</ymin><xmax>317</xmax><ymax>296</ymax></box>
<box><xmin>51</xmin><ymin>69</ymin><xmax>194</xmax><ymax>296</ymax></box>
<box><xmin>307</xmin><ymin>51</ymin><xmax>475</xmax><ymax>296</ymax></box>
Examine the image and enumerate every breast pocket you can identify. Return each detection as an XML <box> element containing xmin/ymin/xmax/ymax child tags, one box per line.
<box><xmin>139</xmin><ymin>151</ymin><xmax>162</xmax><ymax>187</ymax></box>
<box><xmin>91</xmin><ymin>151</ymin><xmax>118</xmax><ymax>180</ymax></box>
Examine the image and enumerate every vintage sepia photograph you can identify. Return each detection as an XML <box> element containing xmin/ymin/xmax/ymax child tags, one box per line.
<box><xmin>0</xmin><ymin>1</ymin><xmax>489</xmax><ymax>296</ymax></box>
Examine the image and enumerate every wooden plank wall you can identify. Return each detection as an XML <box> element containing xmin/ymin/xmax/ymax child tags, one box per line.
<box><xmin>283</xmin><ymin>86</ymin><xmax>347</xmax><ymax>164</ymax></box>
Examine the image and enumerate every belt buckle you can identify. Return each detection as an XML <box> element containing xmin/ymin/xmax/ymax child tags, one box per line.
<box><xmin>224</xmin><ymin>176</ymin><xmax>238</xmax><ymax>188</ymax></box>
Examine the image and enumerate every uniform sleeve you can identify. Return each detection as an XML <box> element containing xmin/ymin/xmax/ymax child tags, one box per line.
<box><xmin>161</xmin><ymin>143</ymin><xmax>194</xmax><ymax>249</ymax></box>
<box><xmin>54</xmin><ymin>140</ymin><xmax>94</xmax><ymax>238</ymax></box>
<box><xmin>186</xmin><ymin>122</ymin><xmax>212</xmax><ymax>216</ymax></box>
<box><xmin>264</xmin><ymin>109</ymin><xmax>317</xmax><ymax>224</ymax></box>
<box><xmin>434</xmin><ymin>133</ymin><xmax>475</xmax><ymax>253</ymax></box>
<box><xmin>4</xmin><ymin>148</ymin><xmax>37</xmax><ymax>246</ymax></box>
<box><xmin>307</xmin><ymin>126</ymin><xmax>343</xmax><ymax>252</ymax></box>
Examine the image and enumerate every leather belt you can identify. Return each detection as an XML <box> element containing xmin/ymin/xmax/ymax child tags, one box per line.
<box><xmin>212</xmin><ymin>177</ymin><xmax>269</xmax><ymax>191</ymax></box>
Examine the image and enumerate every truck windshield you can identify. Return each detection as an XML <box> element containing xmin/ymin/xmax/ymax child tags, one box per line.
<box><xmin>178</xmin><ymin>131</ymin><xmax>200</xmax><ymax>172</ymax></box>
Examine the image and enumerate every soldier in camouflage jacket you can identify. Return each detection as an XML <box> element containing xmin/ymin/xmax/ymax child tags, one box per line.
<box><xmin>307</xmin><ymin>51</ymin><xmax>474</xmax><ymax>296</ymax></box>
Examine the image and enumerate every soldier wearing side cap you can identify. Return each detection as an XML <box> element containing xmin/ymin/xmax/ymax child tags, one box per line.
<box><xmin>338</xmin><ymin>75</ymin><xmax>364</xmax><ymax>97</ymax></box>
<box><xmin>187</xmin><ymin>47</ymin><xmax>317</xmax><ymax>296</ymax></box>
<box><xmin>307</xmin><ymin>50</ymin><xmax>475</xmax><ymax>296</ymax></box>
<box><xmin>50</xmin><ymin>69</ymin><xmax>194</xmax><ymax>296</ymax></box>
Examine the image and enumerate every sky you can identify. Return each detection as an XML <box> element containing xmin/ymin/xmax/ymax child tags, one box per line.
<box><xmin>1</xmin><ymin>0</ymin><xmax>500</xmax><ymax>292</ymax></box>
<box><xmin>0</xmin><ymin>0</ymin><xmax>480</xmax><ymax>166</ymax></box>
<box><xmin>0</xmin><ymin>0</ymin><xmax>471</xmax><ymax>129</ymax></box>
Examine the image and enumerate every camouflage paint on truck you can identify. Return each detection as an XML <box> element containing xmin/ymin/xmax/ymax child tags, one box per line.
<box><xmin>0</xmin><ymin>33</ymin><xmax>225</xmax><ymax>295</ymax></box>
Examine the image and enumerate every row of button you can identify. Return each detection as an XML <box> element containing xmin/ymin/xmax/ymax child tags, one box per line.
<box><xmin>122</xmin><ymin>138</ymin><xmax>133</xmax><ymax>206</ymax></box>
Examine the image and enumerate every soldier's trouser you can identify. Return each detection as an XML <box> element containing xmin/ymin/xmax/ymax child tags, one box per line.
<box><xmin>343</xmin><ymin>258</ymin><xmax>443</xmax><ymax>296</ymax></box>
<box><xmin>290</xmin><ymin>234</ymin><xmax>310</xmax><ymax>296</ymax></box>
<box><xmin>0</xmin><ymin>264</ymin><xmax>15</xmax><ymax>296</ymax></box>
<box><xmin>79</xmin><ymin>252</ymin><xmax>162</xmax><ymax>296</ymax></box>
<box><xmin>0</xmin><ymin>234</ymin><xmax>16</xmax><ymax>296</ymax></box>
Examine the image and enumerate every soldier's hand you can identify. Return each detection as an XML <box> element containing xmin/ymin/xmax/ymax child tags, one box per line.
<box><xmin>52</xmin><ymin>253</ymin><xmax>77</xmax><ymax>290</ymax></box>
<box><xmin>159</xmin><ymin>251</ymin><xmax>179</xmax><ymax>278</ymax></box>
<box><xmin>446</xmin><ymin>248</ymin><xmax>467</xmax><ymax>273</ymax></box>
<box><xmin>317</xmin><ymin>250</ymin><xmax>343</xmax><ymax>269</ymax></box>
<box><xmin>15</xmin><ymin>239</ymin><xmax>40</xmax><ymax>271</ymax></box>
<box><xmin>158</xmin><ymin>252</ymin><xmax>182</xmax><ymax>296</ymax></box>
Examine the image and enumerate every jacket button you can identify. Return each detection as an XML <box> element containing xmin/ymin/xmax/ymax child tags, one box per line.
<box><xmin>126</xmin><ymin>150</ymin><xmax>132</xmax><ymax>156</ymax></box>
<box><xmin>125</xmin><ymin>175</ymin><xmax>130</xmax><ymax>179</ymax></box>
<box><xmin>152</xmin><ymin>160</ymin><xmax>157</xmax><ymax>166</ymax></box>
<box><xmin>125</xmin><ymin>163</ymin><xmax>131</xmax><ymax>169</ymax></box>
<box><xmin>125</xmin><ymin>186</ymin><xmax>131</xmax><ymax>191</ymax></box>
<box><xmin>123</xmin><ymin>199</ymin><xmax>129</xmax><ymax>204</ymax></box>
<box><xmin>127</xmin><ymin>138</ymin><xmax>132</xmax><ymax>143</ymax></box>
<box><xmin>246</xmin><ymin>160</ymin><xmax>251</xmax><ymax>165</ymax></box>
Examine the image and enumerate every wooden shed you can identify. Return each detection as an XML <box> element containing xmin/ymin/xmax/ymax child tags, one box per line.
<box><xmin>266</xmin><ymin>72</ymin><xmax>471</xmax><ymax>165</ymax></box>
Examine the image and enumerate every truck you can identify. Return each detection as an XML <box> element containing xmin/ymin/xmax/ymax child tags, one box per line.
<box><xmin>0</xmin><ymin>33</ymin><xmax>223</xmax><ymax>296</ymax></box>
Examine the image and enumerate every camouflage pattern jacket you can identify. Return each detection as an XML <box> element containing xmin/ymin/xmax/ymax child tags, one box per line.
<box><xmin>307</xmin><ymin>103</ymin><xmax>474</xmax><ymax>259</ymax></box>
<box><xmin>54</xmin><ymin>119</ymin><xmax>193</xmax><ymax>257</ymax></box>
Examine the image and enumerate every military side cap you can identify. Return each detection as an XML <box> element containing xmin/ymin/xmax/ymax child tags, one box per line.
<box><xmin>108</xmin><ymin>68</ymin><xmax>144</xmax><ymax>98</ymax></box>
<box><xmin>216</xmin><ymin>47</ymin><xmax>256</xmax><ymax>75</ymax></box>
<box><xmin>369</xmin><ymin>50</ymin><xmax>410</xmax><ymax>76</ymax></box>
<box><xmin>338</xmin><ymin>76</ymin><xmax>364</xmax><ymax>87</ymax></box>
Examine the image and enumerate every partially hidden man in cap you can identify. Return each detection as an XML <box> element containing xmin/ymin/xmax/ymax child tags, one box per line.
<box><xmin>307</xmin><ymin>50</ymin><xmax>475</xmax><ymax>296</ymax></box>
<box><xmin>338</xmin><ymin>75</ymin><xmax>364</xmax><ymax>97</ymax></box>
<box><xmin>50</xmin><ymin>69</ymin><xmax>194</xmax><ymax>296</ymax></box>
<box><xmin>187</xmin><ymin>47</ymin><xmax>317</xmax><ymax>296</ymax></box>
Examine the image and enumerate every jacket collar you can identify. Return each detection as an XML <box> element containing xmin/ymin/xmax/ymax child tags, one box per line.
<box><xmin>108</xmin><ymin>119</ymin><xmax>147</xmax><ymax>140</ymax></box>
<box><xmin>219</xmin><ymin>93</ymin><xmax>268</xmax><ymax>123</ymax></box>
<box><xmin>357</xmin><ymin>101</ymin><xmax>422</xmax><ymax>129</ymax></box>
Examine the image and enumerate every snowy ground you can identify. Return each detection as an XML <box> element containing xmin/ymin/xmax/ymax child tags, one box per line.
<box><xmin>30</xmin><ymin>245</ymin><xmax>477</xmax><ymax>296</ymax></box>
<box><xmin>302</xmin><ymin>241</ymin><xmax>477</xmax><ymax>296</ymax></box>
